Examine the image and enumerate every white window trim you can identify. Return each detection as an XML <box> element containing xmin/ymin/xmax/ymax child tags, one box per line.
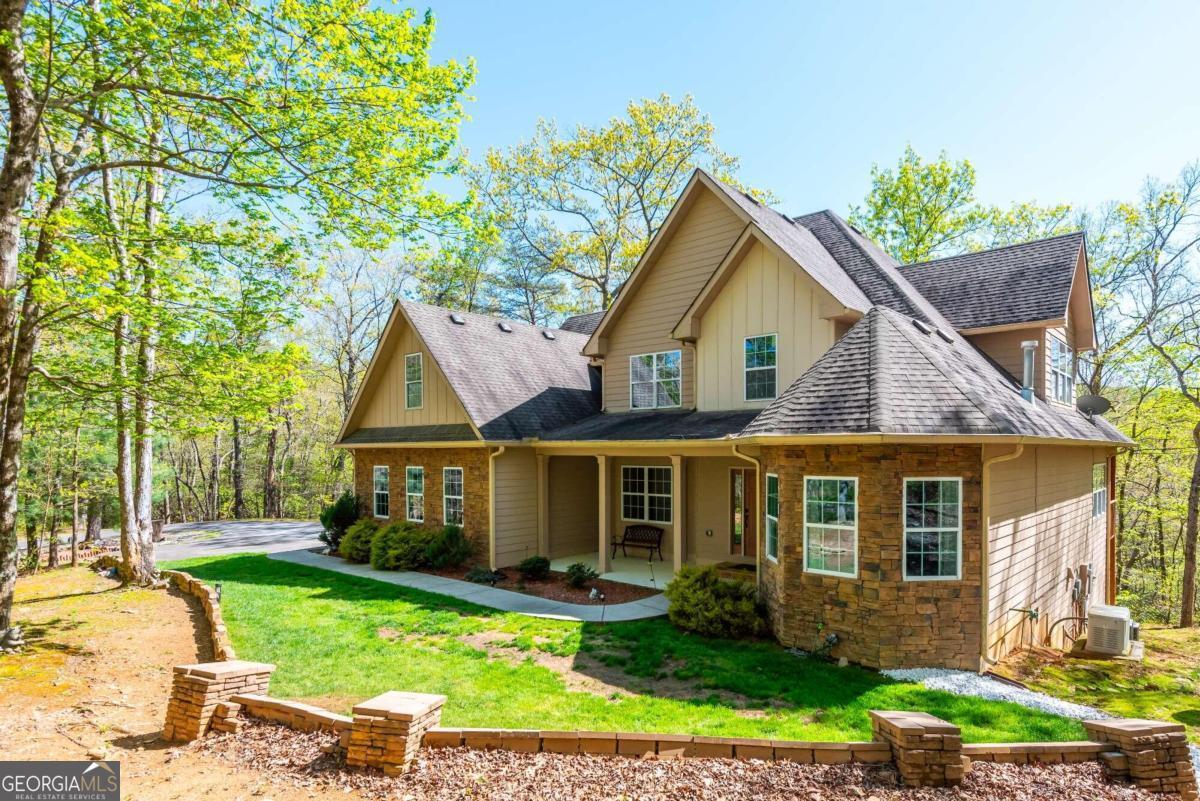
<box><xmin>1092</xmin><ymin>463</ymin><xmax>1108</xmax><ymax>518</ymax></box>
<box><xmin>443</xmin><ymin>466</ymin><xmax>464</xmax><ymax>527</ymax></box>
<box><xmin>1048</xmin><ymin>334</ymin><xmax>1073</xmax><ymax>405</ymax></box>
<box><xmin>405</xmin><ymin>465</ymin><xmax>424</xmax><ymax>523</ymax></box>
<box><xmin>901</xmin><ymin>477</ymin><xmax>963</xmax><ymax>582</ymax></box>
<box><xmin>372</xmin><ymin>465</ymin><xmax>390</xmax><ymax>519</ymax></box>
<box><xmin>743</xmin><ymin>333</ymin><xmax>778</xmax><ymax>403</ymax></box>
<box><xmin>765</xmin><ymin>472</ymin><xmax>779</xmax><ymax>564</ymax></box>
<box><xmin>628</xmin><ymin>350</ymin><xmax>682</xmax><ymax>410</ymax></box>
<box><xmin>404</xmin><ymin>352</ymin><xmax>424</xmax><ymax>410</ymax></box>
<box><xmin>802</xmin><ymin>475</ymin><xmax>859</xmax><ymax>579</ymax></box>
<box><xmin>620</xmin><ymin>464</ymin><xmax>673</xmax><ymax>524</ymax></box>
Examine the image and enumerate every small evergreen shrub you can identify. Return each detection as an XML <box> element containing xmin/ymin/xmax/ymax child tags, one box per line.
<box><xmin>319</xmin><ymin>491</ymin><xmax>361</xmax><ymax>552</ymax></box>
<box><xmin>339</xmin><ymin>518</ymin><xmax>378</xmax><ymax>564</ymax></box>
<box><xmin>465</xmin><ymin>566</ymin><xmax>505</xmax><ymax>585</ymax></box>
<box><xmin>370</xmin><ymin>523</ymin><xmax>436</xmax><ymax>571</ymax></box>
<box><xmin>564</xmin><ymin>562</ymin><xmax>599</xmax><ymax>589</ymax></box>
<box><xmin>425</xmin><ymin>525</ymin><xmax>474</xmax><ymax>569</ymax></box>
<box><xmin>663</xmin><ymin>565</ymin><xmax>767</xmax><ymax>639</ymax></box>
<box><xmin>517</xmin><ymin>555</ymin><xmax>551</xmax><ymax>580</ymax></box>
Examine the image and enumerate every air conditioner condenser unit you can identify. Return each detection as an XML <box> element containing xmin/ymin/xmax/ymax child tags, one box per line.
<box><xmin>1088</xmin><ymin>604</ymin><xmax>1131</xmax><ymax>656</ymax></box>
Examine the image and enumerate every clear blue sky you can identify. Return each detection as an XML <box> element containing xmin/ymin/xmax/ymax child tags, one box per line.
<box><xmin>416</xmin><ymin>0</ymin><xmax>1200</xmax><ymax>215</ymax></box>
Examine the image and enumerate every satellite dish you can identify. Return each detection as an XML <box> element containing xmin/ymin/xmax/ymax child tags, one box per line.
<box><xmin>1076</xmin><ymin>394</ymin><xmax>1112</xmax><ymax>419</ymax></box>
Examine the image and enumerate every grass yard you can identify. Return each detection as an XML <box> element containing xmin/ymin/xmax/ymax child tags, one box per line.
<box><xmin>995</xmin><ymin>627</ymin><xmax>1200</xmax><ymax>743</ymax></box>
<box><xmin>166</xmin><ymin>553</ymin><xmax>1085</xmax><ymax>744</ymax></box>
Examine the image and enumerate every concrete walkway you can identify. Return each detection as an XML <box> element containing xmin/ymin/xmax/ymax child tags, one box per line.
<box><xmin>268</xmin><ymin>548</ymin><xmax>669</xmax><ymax>623</ymax></box>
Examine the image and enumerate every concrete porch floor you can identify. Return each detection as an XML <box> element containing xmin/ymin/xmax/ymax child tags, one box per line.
<box><xmin>549</xmin><ymin>553</ymin><xmax>677</xmax><ymax>591</ymax></box>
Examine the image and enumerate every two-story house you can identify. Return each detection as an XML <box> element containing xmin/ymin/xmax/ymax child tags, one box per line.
<box><xmin>335</xmin><ymin>170</ymin><xmax>1129</xmax><ymax>671</ymax></box>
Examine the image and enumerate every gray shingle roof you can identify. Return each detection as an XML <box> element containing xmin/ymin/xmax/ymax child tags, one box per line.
<box><xmin>400</xmin><ymin>300</ymin><xmax>600</xmax><ymax>440</ymax></box>
<box><xmin>340</xmin><ymin>424</ymin><xmax>478</xmax><ymax>445</ymax></box>
<box><xmin>898</xmin><ymin>233</ymin><xmax>1084</xmax><ymax>330</ymax></box>
<box><xmin>542</xmin><ymin>409</ymin><xmax>761</xmax><ymax>442</ymax></box>
<box><xmin>559</xmin><ymin>310</ymin><xmax>605</xmax><ymax>335</ymax></box>
<box><xmin>743</xmin><ymin>306</ymin><xmax>1129</xmax><ymax>443</ymax></box>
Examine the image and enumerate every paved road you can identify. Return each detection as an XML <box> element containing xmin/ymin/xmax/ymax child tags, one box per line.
<box><xmin>152</xmin><ymin>520</ymin><xmax>325</xmax><ymax>561</ymax></box>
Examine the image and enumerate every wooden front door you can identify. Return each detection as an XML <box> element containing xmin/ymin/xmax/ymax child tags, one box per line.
<box><xmin>730</xmin><ymin>468</ymin><xmax>757</xmax><ymax>557</ymax></box>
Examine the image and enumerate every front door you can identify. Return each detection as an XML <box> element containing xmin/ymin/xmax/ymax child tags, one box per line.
<box><xmin>730</xmin><ymin>468</ymin><xmax>757</xmax><ymax>557</ymax></box>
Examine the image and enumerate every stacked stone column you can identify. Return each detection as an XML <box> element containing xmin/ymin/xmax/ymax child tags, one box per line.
<box><xmin>345</xmin><ymin>691</ymin><xmax>446</xmax><ymax>776</ymax></box>
<box><xmin>869</xmin><ymin>710</ymin><xmax>964</xmax><ymax>787</ymax></box>
<box><xmin>163</xmin><ymin>661</ymin><xmax>275</xmax><ymax>742</ymax></box>
<box><xmin>1084</xmin><ymin>719</ymin><xmax>1198</xmax><ymax>800</ymax></box>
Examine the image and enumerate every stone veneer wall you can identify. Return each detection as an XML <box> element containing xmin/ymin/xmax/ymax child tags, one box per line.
<box><xmin>759</xmin><ymin>444</ymin><xmax>983</xmax><ymax>670</ymax></box>
<box><xmin>353</xmin><ymin>446</ymin><xmax>490</xmax><ymax>549</ymax></box>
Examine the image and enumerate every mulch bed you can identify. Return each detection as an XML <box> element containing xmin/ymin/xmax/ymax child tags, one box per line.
<box><xmin>423</xmin><ymin>565</ymin><xmax>661</xmax><ymax>605</ymax></box>
<box><xmin>196</xmin><ymin>719</ymin><xmax>1163</xmax><ymax>801</ymax></box>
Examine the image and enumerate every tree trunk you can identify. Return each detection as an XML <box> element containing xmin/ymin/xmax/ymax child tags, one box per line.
<box><xmin>1179</xmin><ymin>421</ymin><xmax>1200</xmax><ymax>628</ymax></box>
<box><xmin>262</xmin><ymin>421</ymin><xmax>279</xmax><ymax>518</ymax></box>
<box><xmin>207</xmin><ymin>433</ymin><xmax>221</xmax><ymax>520</ymax></box>
<box><xmin>85</xmin><ymin>497</ymin><xmax>102</xmax><ymax>543</ymax></box>
<box><xmin>70</xmin><ymin>424</ymin><xmax>80</xmax><ymax>566</ymax></box>
<box><xmin>231</xmin><ymin>417</ymin><xmax>246</xmax><ymax>518</ymax></box>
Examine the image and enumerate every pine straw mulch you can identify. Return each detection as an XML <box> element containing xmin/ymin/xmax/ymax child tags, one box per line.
<box><xmin>194</xmin><ymin>719</ymin><xmax>1167</xmax><ymax>801</ymax></box>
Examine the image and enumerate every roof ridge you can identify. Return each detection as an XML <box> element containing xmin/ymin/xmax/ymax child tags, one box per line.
<box><xmin>400</xmin><ymin>298</ymin><xmax>590</xmax><ymax>339</ymax></box>
<box><xmin>901</xmin><ymin>230</ymin><xmax>1084</xmax><ymax>270</ymax></box>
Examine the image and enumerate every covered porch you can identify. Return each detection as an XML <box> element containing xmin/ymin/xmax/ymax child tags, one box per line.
<box><xmin>548</xmin><ymin>553</ymin><xmax>677</xmax><ymax>590</ymax></box>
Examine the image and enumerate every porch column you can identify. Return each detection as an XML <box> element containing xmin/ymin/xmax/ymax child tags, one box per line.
<box><xmin>596</xmin><ymin>454</ymin><xmax>610</xmax><ymax>573</ymax></box>
<box><xmin>536</xmin><ymin>453</ymin><xmax>549</xmax><ymax>557</ymax></box>
<box><xmin>671</xmin><ymin>454</ymin><xmax>684</xmax><ymax>573</ymax></box>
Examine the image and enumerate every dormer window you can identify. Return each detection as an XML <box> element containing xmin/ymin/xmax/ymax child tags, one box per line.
<box><xmin>630</xmin><ymin>350</ymin><xmax>681</xmax><ymax>409</ymax></box>
<box><xmin>1049</xmin><ymin>335</ymin><xmax>1073</xmax><ymax>404</ymax></box>
<box><xmin>744</xmin><ymin>334</ymin><xmax>777</xmax><ymax>401</ymax></box>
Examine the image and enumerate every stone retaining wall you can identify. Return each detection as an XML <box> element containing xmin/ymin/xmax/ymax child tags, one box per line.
<box><xmin>160</xmin><ymin>569</ymin><xmax>237</xmax><ymax>661</ymax></box>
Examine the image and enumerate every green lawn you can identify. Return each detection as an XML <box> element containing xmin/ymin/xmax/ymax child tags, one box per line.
<box><xmin>166</xmin><ymin>553</ymin><xmax>1084</xmax><ymax>743</ymax></box>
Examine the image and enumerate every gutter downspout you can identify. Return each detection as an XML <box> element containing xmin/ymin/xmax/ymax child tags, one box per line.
<box><xmin>487</xmin><ymin>446</ymin><xmax>506</xmax><ymax>570</ymax></box>
<box><xmin>732</xmin><ymin>444</ymin><xmax>764</xmax><ymax>587</ymax></box>
<box><xmin>980</xmin><ymin>441</ymin><xmax>1025</xmax><ymax>671</ymax></box>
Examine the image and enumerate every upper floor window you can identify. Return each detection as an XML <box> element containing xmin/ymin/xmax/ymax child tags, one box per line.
<box><xmin>630</xmin><ymin>350</ymin><xmax>681</xmax><ymax>409</ymax></box>
<box><xmin>404</xmin><ymin>353</ymin><xmax>423</xmax><ymax>409</ymax></box>
<box><xmin>803</xmin><ymin>477</ymin><xmax>857</xmax><ymax>577</ymax></box>
<box><xmin>1093</xmin><ymin>463</ymin><xmax>1108</xmax><ymax>518</ymax></box>
<box><xmin>621</xmin><ymin>465</ymin><xmax>672</xmax><ymax>523</ymax></box>
<box><xmin>444</xmin><ymin>467</ymin><xmax>464</xmax><ymax>526</ymax></box>
<box><xmin>406</xmin><ymin>466</ymin><xmax>424</xmax><ymax>522</ymax></box>
<box><xmin>372</xmin><ymin>466</ymin><xmax>389</xmax><ymax>518</ymax></box>
<box><xmin>903</xmin><ymin>478</ymin><xmax>961</xmax><ymax>580</ymax></box>
<box><xmin>1049</xmin><ymin>335</ymin><xmax>1073</xmax><ymax>404</ymax></box>
<box><xmin>744</xmin><ymin>334</ymin><xmax>777</xmax><ymax>401</ymax></box>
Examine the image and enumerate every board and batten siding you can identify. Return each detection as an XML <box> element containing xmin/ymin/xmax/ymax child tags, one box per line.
<box><xmin>492</xmin><ymin>447</ymin><xmax>539</xmax><ymax>568</ymax></box>
<box><xmin>602</xmin><ymin>188</ymin><xmax>745</xmax><ymax>412</ymax></box>
<box><xmin>357</xmin><ymin>320</ymin><xmax>471</xmax><ymax>428</ymax></box>
<box><xmin>986</xmin><ymin>444</ymin><xmax>1109</xmax><ymax>661</ymax></box>
<box><xmin>695</xmin><ymin>240</ymin><xmax>836</xmax><ymax>410</ymax></box>
<box><xmin>547</xmin><ymin>456</ymin><xmax>599</xmax><ymax>559</ymax></box>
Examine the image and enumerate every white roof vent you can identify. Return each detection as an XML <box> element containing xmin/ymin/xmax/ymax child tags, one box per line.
<box><xmin>542</xmin><ymin>330</ymin><xmax>556</xmax><ymax>340</ymax></box>
<box><xmin>497</xmin><ymin>322</ymin><xmax>513</xmax><ymax>333</ymax></box>
<box><xmin>935</xmin><ymin>328</ymin><xmax>953</xmax><ymax>343</ymax></box>
<box><xmin>912</xmin><ymin>319</ymin><xmax>933</xmax><ymax>335</ymax></box>
<box><xmin>449</xmin><ymin>313</ymin><xmax>466</xmax><ymax>325</ymax></box>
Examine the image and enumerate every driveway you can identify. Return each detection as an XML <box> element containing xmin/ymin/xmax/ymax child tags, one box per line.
<box><xmin>151</xmin><ymin>520</ymin><xmax>325</xmax><ymax>561</ymax></box>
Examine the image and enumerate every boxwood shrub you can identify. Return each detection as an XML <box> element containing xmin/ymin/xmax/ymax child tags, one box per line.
<box><xmin>339</xmin><ymin>518</ymin><xmax>378</xmax><ymax>564</ymax></box>
<box><xmin>663</xmin><ymin>565</ymin><xmax>767</xmax><ymax>639</ymax></box>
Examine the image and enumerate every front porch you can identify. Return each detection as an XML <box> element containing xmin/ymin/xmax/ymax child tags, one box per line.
<box><xmin>548</xmin><ymin>553</ymin><xmax>678</xmax><ymax>590</ymax></box>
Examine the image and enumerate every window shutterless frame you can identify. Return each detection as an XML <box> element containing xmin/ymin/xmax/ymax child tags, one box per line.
<box><xmin>620</xmin><ymin>464</ymin><xmax>673</xmax><ymax>524</ymax></box>
<box><xmin>1047</xmin><ymin>334</ymin><xmax>1073</xmax><ymax>405</ymax></box>
<box><xmin>443</xmin><ymin>467</ymin><xmax>464</xmax><ymax>527</ymax></box>
<box><xmin>372</xmin><ymin>465</ymin><xmax>389</xmax><ymax>519</ymax></box>
<box><xmin>765</xmin><ymin>473</ymin><xmax>779</xmax><ymax>563</ymax></box>
<box><xmin>802</xmin><ymin>476</ymin><xmax>858</xmax><ymax>578</ymax></box>
<box><xmin>404</xmin><ymin>352</ymin><xmax>423</xmax><ymax>410</ymax></box>
<box><xmin>743</xmin><ymin>333</ymin><xmax>778</xmax><ymax>402</ymax></box>
<box><xmin>405</xmin><ymin>465</ymin><xmax>424</xmax><ymax>523</ymax></box>
<box><xmin>628</xmin><ymin>350</ymin><xmax>682</xmax><ymax>410</ymax></box>
<box><xmin>901</xmin><ymin>477</ymin><xmax>962</xmax><ymax>581</ymax></box>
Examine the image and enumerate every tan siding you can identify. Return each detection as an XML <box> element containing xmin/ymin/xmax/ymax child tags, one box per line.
<box><xmin>695</xmin><ymin>241</ymin><xmax>835</xmax><ymax>410</ymax></box>
<box><xmin>358</xmin><ymin>320</ymin><xmax>471</xmax><ymax>428</ymax></box>
<box><xmin>603</xmin><ymin>189</ymin><xmax>745</xmax><ymax>412</ymax></box>
<box><xmin>547</xmin><ymin>456</ymin><xmax>598</xmax><ymax>559</ymax></box>
<box><xmin>986</xmin><ymin>445</ymin><xmax>1110</xmax><ymax>661</ymax></box>
<box><xmin>967</xmin><ymin>327</ymin><xmax>1045</xmax><ymax>389</ymax></box>
<box><xmin>687</xmin><ymin>457</ymin><xmax>754</xmax><ymax>565</ymax></box>
<box><xmin>493</xmin><ymin>447</ymin><xmax>539</xmax><ymax>568</ymax></box>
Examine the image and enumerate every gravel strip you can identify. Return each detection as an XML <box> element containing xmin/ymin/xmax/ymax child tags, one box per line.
<box><xmin>881</xmin><ymin>668</ymin><xmax>1110</xmax><ymax>720</ymax></box>
<box><xmin>194</xmin><ymin>719</ymin><xmax>1166</xmax><ymax>800</ymax></box>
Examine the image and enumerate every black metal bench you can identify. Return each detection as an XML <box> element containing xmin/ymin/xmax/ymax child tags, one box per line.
<box><xmin>611</xmin><ymin>524</ymin><xmax>665</xmax><ymax>562</ymax></box>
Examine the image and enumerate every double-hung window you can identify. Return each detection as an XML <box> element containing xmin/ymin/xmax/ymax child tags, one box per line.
<box><xmin>372</xmin><ymin>466</ymin><xmax>389</xmax><ymax>518</ymax></box>
<box><xmin>1049</xmin><ymin>335</ymin><xmax>1073</xmax><ymax>404</ymax></box>
<box><xmin>903</xmin><ymin>478</ymin><xmax>961</xmax><ymax>580</ymax></box>
<box><xmin>1092</xmin><ymin>463</ymin><xmax>1108</xmax><ymax>518</ymax></box>
<box><xmin>404</xmin><ymin>353</ymin><xmax>423</xmax><ymax>409</ymax></box>
<box><xmin>744</xmin><ymin>334</ymin><xmax>777</xmax><ymax>401</ymax></box>
<box><xmin>444</xmin><ymin>467</ymin><xmax>464</xmax><ymax>526</ymax></box>
<box><xmin>803</xmin><ymin>477</ymin><xmax>857</xmax><ymax>577</ymax></box>
<box><xmin>765</xmin><ymin>473</ymin><xmax>779</xmax><ymax>562</ymax></box>
<box><xmin>621</xmin><ymin>465</ymin><xmax>672</xmax><ymax>523</ymax></box>
<box><xmin>405</xmin><ymin>466</ymin><xmax>424</xmax><ymax>523</ymax></box>
<box><xmin>630</xmin><ymin>350</ymin><xmax>681</xmax><ymax>409</ymax></box>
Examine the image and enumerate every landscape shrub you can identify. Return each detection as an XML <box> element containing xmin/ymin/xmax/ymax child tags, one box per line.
<box><xmin>425</xmin><ymin>525</ymin><xmax>474</xmax><ymax>569</ymax></box>
<box><xmin>564</xmin><ymin>562</ymin><xmax>599</xmax><ymax>589</ymax></box>
<box><xmin>465</xmin><ymin>566</ymin><xmax>505</xmax><ymax>585</ymax></box>
<box><xmin>663</xmin><ymin>565</ymin><xmax>767</xmax><ymax>639</ymax></box>
<box><xmin>339</xmin><ymin>518</ymin><xmax>378</xmax><ymax>564</ymax></box>
<box><xmin>319</xmin><ymin>491</ymin><xmax>361</xmax><ymax>553</ymax></box>
<box><xmin>370</xmin><ymin>522</ymin><xmax>436</xmax><ymax>571</ymax></box>
<box><xmin>517</xmin><ymin>555</ymin><xmax>551</xmax><ymax>580</ymax></box>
